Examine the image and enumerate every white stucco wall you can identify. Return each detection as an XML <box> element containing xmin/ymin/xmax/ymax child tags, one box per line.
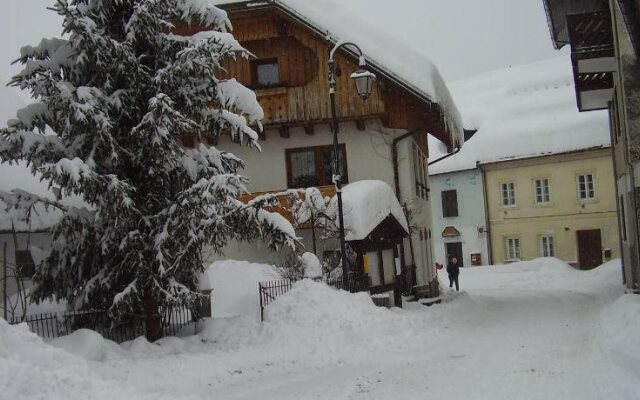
<box><xmin>429</xmin><ymin>168</ymin><xmax>489</xmax><ymax>267</ymax></box>
<box><xmin>204</xmin><ymin>119</ymin><xmax>436</xmax><ymax>287</ymax></box>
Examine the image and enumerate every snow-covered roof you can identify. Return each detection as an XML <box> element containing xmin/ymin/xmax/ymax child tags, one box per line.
<box><xmin>428</xmin><ymin>50</ymin><xmax>611</xmax><ymax>175</ymax></box>
<box><xmin>215</xmin><ymin>0</ymin><xmax>463</xmax><ymax>146</ymax></box>
<box><xmin>328</xmin><ymin>180</ymin><xmax>408</xmax><ymax>242</ymax></box>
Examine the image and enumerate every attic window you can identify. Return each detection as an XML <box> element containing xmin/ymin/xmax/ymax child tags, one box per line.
<box><xmin>252</xmin><ymin>58</ymin><xmax>280</xmax><ymax>88</ymax></box>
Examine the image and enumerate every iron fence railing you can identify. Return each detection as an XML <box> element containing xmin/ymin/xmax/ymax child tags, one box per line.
<box><xmin>8</xmin><ymin>306</ymin><xmax>194</xmax><ymax>343</ymax></box>
<box><xmin>258</xmin><ymin>276</ymin><xmax>369</xmax><ymax>321</ymax></box>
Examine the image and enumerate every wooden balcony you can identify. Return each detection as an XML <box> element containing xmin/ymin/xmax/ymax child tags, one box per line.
<box><xmin>567</xmin><ymin>11</ymin><xmax>615</xmax><ymax>111</ymax></box>
<box><xmin>238</xmin><ymin>185</ymin><xmax>337</xmax><ymax>227</ymax></box>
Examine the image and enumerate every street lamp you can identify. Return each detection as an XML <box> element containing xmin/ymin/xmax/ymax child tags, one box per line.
<box><xmin>327</xmin><ymin>42</ymin><xmax>376</xmax><ymax>280</ymax></box>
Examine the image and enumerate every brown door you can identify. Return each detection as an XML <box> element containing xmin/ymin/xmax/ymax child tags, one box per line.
<box><xmin>576</xmin><ymin>229</ymin><xmax>602</xmax><ymax>270</ymax></box>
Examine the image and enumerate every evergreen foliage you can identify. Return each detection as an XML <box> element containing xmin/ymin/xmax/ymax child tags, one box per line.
<box><xmin>0</xmin><ymin>0</ymin><xmax>298</xmax><ymax>332</ymax></box>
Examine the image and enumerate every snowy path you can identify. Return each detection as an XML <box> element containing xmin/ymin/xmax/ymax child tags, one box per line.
<box><xmin>3</xmin><ymin>258</ymin><xmax>639</xmax><ymax>400</ymax></box>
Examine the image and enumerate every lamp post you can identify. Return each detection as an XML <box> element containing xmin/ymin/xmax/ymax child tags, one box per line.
<box><xmin>327</xmin><ymin>42</ymin><xmax>376</xmax><ymax>280</ymax></box>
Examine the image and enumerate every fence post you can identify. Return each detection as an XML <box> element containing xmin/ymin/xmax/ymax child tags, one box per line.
<box><xmin>259</xmin><ymin>283</ymin><xmax>264</xmax><ymax>322</ymax></box>
<box><xmin>2</xmin><ymin>242</ymin><xmax>6</xmax><ymax>321</ymax></box>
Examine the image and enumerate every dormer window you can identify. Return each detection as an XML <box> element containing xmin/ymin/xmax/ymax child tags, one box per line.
<box><xmin>252</xmin><ymin>58</ymin><xmax>280</xmax><ymax>88</ymax></box>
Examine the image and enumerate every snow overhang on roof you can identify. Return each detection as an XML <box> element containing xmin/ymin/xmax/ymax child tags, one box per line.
<box><xmin>327</xmin><ymin>180</ymin><xmax>408</xmax><ymax>242</ymax></box>
<box><xmin>214</xmin><ymin>0</ymin><xmax>464</xmax><ymax>148</ymax></box>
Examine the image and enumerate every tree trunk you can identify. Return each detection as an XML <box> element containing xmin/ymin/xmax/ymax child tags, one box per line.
<box><xmin>143</xmin><ymin>290</ymin><xmax>162</xmax><ymax>342</ymax></box>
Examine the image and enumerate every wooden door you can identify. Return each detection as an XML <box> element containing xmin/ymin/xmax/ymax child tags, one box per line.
<box><xmin>577</xmin><ymin>229</ymin><xmax>602</xmax><ymax>270</ymax></box>
<box><xmin>445</xmin><ymin>242</ymin><xmax>464</xmax><ymax>268</ymax></box>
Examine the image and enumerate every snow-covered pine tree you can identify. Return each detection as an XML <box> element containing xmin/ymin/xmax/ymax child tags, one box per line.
<box><xmin>0</xmin><ymin>0</ymin><xmax>298</xmax><ymax>340</ymax></box>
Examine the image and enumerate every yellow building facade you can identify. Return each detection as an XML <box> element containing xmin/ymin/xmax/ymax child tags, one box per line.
<box><xmin>481</xmin><ymin>147</ymin><xmax>619</xmax><ymax>269</ymax></box>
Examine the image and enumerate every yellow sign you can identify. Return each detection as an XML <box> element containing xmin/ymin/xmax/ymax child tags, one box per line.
<box><xmin>363</xmin><ymin>254</ymin><xmax>369</xmax><ymax>274</ymax></box>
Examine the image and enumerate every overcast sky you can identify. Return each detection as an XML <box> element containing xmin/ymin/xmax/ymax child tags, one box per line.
<box><xmin>1</xmin><ymin>0</ymin><xmax>561</xmax><ymax>92</ymax></box>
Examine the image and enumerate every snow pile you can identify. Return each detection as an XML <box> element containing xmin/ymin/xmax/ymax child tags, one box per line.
<box><xmin>202</xmin><ymin>260</ymin><xmax>280</xmax><ymax>318</ymax></box>
<box><xmin>429</xmin><ymin>52</ymin><xmax>610</xmax><ymax>174</ymax></box>
<box><xmin>50</xmin><ymin>329</ymin><xmax>122</xmax><ymax>362</ymax></box>
<box><xmin>199</xmin><ymin>279</ymin><xmax>438</xmax><ymax>366</ymax></box>
<box><xmin>0</xmin><ymin>320</ymin><xmax>150</xmax><ymax>400</ymax></box>
<box><xmin>301</xmin><ymin>252</ymin><xmax>322</xmax><ymax>278</ymax></box>
<box><xmin>327</xmin><ymin>180</ymin><xmax>408</xmax><ymax>241</ymax></box>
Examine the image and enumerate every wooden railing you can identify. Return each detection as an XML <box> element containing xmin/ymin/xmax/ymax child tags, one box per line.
<box><xmin>238</xmin><ymin>185</ymin><xmax>337</xmax><ymax>227</ymax></box>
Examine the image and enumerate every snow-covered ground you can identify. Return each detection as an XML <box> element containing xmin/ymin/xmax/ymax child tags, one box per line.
<box><xmin>2</xmin><ymin>258</ymin><xmax>639</xmax><ymax>400</ymax></box>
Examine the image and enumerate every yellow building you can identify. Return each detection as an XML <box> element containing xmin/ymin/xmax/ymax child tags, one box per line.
<box><xmin>480</xmin><ymin>147</ymin><xmax>619</xmax><ymax>269</ymax></box>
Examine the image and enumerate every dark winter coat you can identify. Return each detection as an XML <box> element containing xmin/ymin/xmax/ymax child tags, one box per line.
<box><xmin>447</xmin><ymin>262</ymin><xmax>460</xmax><ymax>276</ymax></box>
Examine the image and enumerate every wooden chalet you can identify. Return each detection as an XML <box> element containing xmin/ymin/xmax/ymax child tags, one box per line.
<box><xmin>198</xmin><ymin>0</ymin><xmax>463</xmax><ymax>301</ymax></box>
<box><xmin>175</xmin><ymin>0</ymin><xmax>463</xmax><ymax>150</ymax></box>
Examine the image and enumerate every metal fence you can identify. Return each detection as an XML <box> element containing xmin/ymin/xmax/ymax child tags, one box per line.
<box><xmin>9</xmin><ymin>306</ymin><xmax>194</xmax><ymax>343</ymax></box>
<box><xmin>258</xmin><ymin>276</ymin><xmax>369</xmax><ymax>321</ymax></box>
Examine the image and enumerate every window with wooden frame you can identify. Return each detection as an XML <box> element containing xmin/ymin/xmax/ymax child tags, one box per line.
<box><xmin>505</xmin><ymin>237</ymin><xmax>521</xmax><ymax>261</ymax></box>
<box><xmin>577</xmin><ymin>174</ymin><xmax>595</xmax><ymax>200</ymax></box>
<box><xmin>441</xmin><ymin>189</ymin><xmax>458</xmax><ymax>218</ymax></box>
<box><xmin>534</xmin><ymin>178</ymin><xmax>550</xmax><ymax>203</ymax></box>
<box><xmin>501</xmin><ymin>182</ymin><xmax>516</xmax><ymax>206</ymax></box>
<box><xmin>540</xmin><ymin>234</ymin><xmax>555</xmax><ymax>257</ymax></box>
<box><xmin>413</xmin><ymin>143</ymin><xmax>428</xmax><ymax>200</ymax></box>
<box><xmin>251</xmin><ymin>58</ymin><xmax>280</xmax><ymax>88</ymax></box>
<box><xmin>286</xmin><ymin>144</ymin><xmax>347</xmax><ymax>188</ymax></box>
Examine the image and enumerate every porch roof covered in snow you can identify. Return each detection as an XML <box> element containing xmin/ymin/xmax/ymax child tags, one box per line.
<box><xmin>328</xmin><ymin>180</ymin><xmax>408</xmax><ymax>243</ymax></box>
<box><xmin>213</xmin><ymin>0</ymin><xmax>464</xmax><ymax>149</ymax></box>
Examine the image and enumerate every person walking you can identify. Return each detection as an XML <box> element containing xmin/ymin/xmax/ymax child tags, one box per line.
<box><xmin>447</xmin><ymin>257</ymin><xmax>460</xmax><ymax>291</ymax></box>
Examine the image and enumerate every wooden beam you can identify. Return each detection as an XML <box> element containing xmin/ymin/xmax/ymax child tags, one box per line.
<box><xmin>279</xmin><ymin>125</ymin><xmax>290</xmax><ymax>138</ymax></box>
<box><xmin>304</xmin><ymin>124</ymin><xmax>314</xmax><ymax>136</ymax></box>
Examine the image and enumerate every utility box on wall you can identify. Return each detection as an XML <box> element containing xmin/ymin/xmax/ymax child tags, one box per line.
<box><xmin>470</xmin><ymin>253</ymin><xmax>482</xmax><ymax>266</ymax></box>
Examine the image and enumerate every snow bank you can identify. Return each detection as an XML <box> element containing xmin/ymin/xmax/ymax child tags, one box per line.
<box><xmin>49</xmin><ymin>329</ymin><xmax>122</xmax><ymax>361</ymax></box>
<box><xmin>0</xmin><ymin>319</ymin><xmax>150</xmax><ymax>400</ymax></box>
<box><xmin>429</xmin><ymin>52</ymin><xmax>610</xmax><ymax>174</ymax></box>
<box><xmin>199</xmin><ymin>279</ymin><xmax>439</xmax><ymax>365</ymax></box>
<box><xmin>327</xmin><ymin>180</ymin><xmax>408</xmax><ymax>241</ymax></box>
<box><xmin>203</xmin><ymin>260</ymin><xmax>280</xmax><ymax>318</ymax></box>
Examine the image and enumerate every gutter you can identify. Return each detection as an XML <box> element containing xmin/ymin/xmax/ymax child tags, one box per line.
<box><xmin>427</xmin><ymin>146</ymin><xmax>460</xmax><ymax>166</ymax></box>
<box><xmin>478</xmin><ymin>164</ymin><xmax>493</xmax><ymax>265</ymax></box>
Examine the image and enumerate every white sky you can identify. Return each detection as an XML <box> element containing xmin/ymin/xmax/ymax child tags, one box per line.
<box><xmin>0</xmin><ymin>0</ymin><xmax>561</xmax><ymax>92</ymax></box>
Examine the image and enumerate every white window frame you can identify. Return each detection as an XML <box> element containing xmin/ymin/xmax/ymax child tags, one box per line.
<box><xmin>505</xmin><ymin>237</ymin><xmax>521</xmax><ymax>261</ymax></box>
<box><xmin>534</xmin><ymin>178</ymin><xmax>550</xmax><ymax>204</ymax></box>
<box><xmin>540</xmin><ymin>234</ymin><xmax>555</xmax><ymax>257</ymax></box>
<box><xmin>577</xmin><ymin>173</ymin><xmax>595</xmax><ymax>200</ymax></box>
<box><xmin>501</xmin><ymin>182</ymin><xmax>516</xmax><ymax>207</ymax></box>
